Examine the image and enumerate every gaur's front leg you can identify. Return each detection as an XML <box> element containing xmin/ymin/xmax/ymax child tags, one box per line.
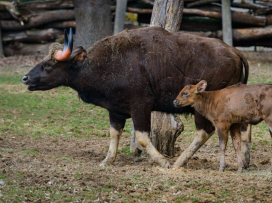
<box><xmin>131</xmin><ymin>108</ymin><xmax>170</xmax><ymax>168</ymax></box>
<box><xmin>100</xmin><ymin>112</ymin><xmax>126</xmax><ymax>166</ymax></box>
<box><xmin>230</xmin><ymin>124</ymin><xmax>244</xmax><ymax>173</ymax></box>
<box><xmin>240</xmin><ymin>124</ymin><xmax>251</xmax><ymax>169</ymax></box>
<box><xmin>217</xmin><ymin>125</ymin><xmax>230</xmax><ymax>172</ymax></box>
<box><xmin>173</xmin><ymin>113</ymin><xmax>215</xmax><ymax>169</ymax></box>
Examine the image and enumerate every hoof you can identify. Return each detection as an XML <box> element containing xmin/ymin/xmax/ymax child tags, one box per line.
<box><xmin>243</xmin><ymin>162</ymin><xmax>250</xmax><ymax>169</ymax></box>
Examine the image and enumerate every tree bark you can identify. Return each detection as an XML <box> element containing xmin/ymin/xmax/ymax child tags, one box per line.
<box><xmin>150</xmin><ymin>0</ymin><xmax>184</xmax><ymax>31</ymax></box>
<box><xmin>131</xmin><ymin>0</ymin><xmax>185</xmax><ymax>157</ymax></box>
<box><xmin>73</xmin><ymin>0</ymin><xmax>112</xmax><ymax>48</ymax></box>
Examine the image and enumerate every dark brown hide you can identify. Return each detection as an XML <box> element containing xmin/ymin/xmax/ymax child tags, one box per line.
<box><xmin>23</xmin><ymin>27</ymin><xmax>249</xmax><ymax>167</ymax></box>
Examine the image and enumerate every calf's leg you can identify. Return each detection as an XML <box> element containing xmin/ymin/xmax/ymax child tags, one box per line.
<box><xmin>217</xmin><ymin>125</ymin><xmax>229</xmax><ymax>172</ymax></box>
<box><xmin>132</xmin><ymin>109</ymin><xmax>170</xmax><ymax>168</ymax></box>
<box><xmin>240</xmin><ymin>124</ymin><xmax>251</xmax><ymax>169</ymax></box>
<box><xmin>100</xmin><ymin>112</ymin><xmax>126</xmax><ymax>166</ymax></box>
<box><xmin>230</xmin><ymin>124</ymin><xmax>244</xmax><ymax>173</ymax></box>
<box><xmin>173</xmin><ymin>112</ymin><xmax>215</xmax><ymax>169</ymax></box>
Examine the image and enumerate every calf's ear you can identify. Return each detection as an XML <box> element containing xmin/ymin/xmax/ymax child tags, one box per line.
<box><xmin>196</xmin><ymin>80</ymin><xmax>207</xmax><ymax>93</ymax></box>
<box><xmin>70</xmin><ymin>46</ymin><xmax>87</xmax><ymax>63</ymax></box>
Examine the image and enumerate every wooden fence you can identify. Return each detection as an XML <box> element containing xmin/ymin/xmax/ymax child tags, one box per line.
<box><xmin>1</xmin><ymin>0</ymin><xmax>272</xmax><ymax>56</ymax></box>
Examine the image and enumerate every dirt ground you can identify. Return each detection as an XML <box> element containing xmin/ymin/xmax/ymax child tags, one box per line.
<box><xmin>0</xmin><ymin>55</ymin><xmax>272</xmax><ymax>202</ymax></box>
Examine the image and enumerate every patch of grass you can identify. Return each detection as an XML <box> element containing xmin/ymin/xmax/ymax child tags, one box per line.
<box><xmin>121</xmin><ymin>146</ymin><xmax>134</xmax><ymax>155</ymax></box>
<box><xmin>219</xmin><ymin>190</ymin><xmax>230</xmax><ymax>197</ymax></box>
<box><xmin>0</xmin><ymin>174</ymin><xmax>6</xmax><ymax>180</ymax></box>
<box><xmin>74</xmin><ymin>172</ymin><xmax>81</xmax><ymax>179</ymax></box>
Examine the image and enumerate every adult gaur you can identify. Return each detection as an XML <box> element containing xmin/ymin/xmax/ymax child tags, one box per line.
<box><xmin>22</xmin><ymin>27</ymin><xmax>250</xmax><ymax>169</ymax></box>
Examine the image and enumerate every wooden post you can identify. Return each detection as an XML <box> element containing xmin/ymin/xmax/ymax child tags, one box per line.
<box><xmin>221</xmin><ymin>0</ymin><xmax>233</xmax><ymax>46</ymax></box>
<box><xmin>0</xmin><ymin>23</ymin><xmax>4</xmax><ymax>58</ymax></box>
<box><xmin>114</xmin><ymin>0</ymin><xmax>127</xmax><ymax>35</ymax></box>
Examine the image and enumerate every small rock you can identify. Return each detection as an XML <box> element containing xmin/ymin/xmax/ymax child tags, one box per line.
<box><xmin>0</xmin><ymin>181</ymin><xmax>5</xmax><ymax>185</ymax></box>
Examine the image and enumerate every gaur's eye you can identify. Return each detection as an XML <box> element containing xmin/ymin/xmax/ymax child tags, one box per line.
<box><xmin>183</xmin><ymin>92</ymin><xmax>188</xmax><ymax>96</ymax></box>
<box><xmin>43</xmin><ymin>65</ymin><xmax>50</xmax><ymax>69</ymax></box>
<box><xmin>43</xmin><ymin>64</ymin><xmax>52</xmax><ymax>71</ymax></box>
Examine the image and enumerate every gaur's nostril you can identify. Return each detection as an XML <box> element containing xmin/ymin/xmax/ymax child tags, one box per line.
<box><xmin>173</xmin><ymin>100</ymin><xmax>178</xmax><ymax>105</ymax></box>
<box><xmin>22</xmin><ymin>76</ymin><xmax>29</xmax><ymax>83</ymax></box>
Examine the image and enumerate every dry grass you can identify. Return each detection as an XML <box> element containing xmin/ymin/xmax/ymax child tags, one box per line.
<box><xmin>0</xmin><ymin>58</ymin><xmax>272</xmax><ymax>202</ymax></box>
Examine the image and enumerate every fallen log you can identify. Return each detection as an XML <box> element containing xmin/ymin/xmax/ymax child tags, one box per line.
<box><xmin>44</xmin><ymin>21</ymin><xmax>76</xmax><ymax>29</ymax></box>
<box><xmin>233</xmin><ymin>38</ymin><xmax>272</xmax><ymax>47</ymax></box>
<box><xmin>187</xmin><ymin>0</ymin><xmax>220</xmax><ymax>7</ymax></box>
<box><xmin>180</xmin><ymin>30</ymin><xmax>216</xmax><ymax>37</ymax></box>
<box><xmin>4</xmin><ymin>42</ymin><xmax>50</xmax><ymax>56</ymax></box>
<box><xmin>0</xmin><ymin>11</ymin><xmax>11</xmax><ymax>20</ymax></box>
<box><xmin>217</xmin><ymin>26</ymin><xmax>272</xmax><ymax>41</ymax></box>
<box><xmin>0</xmin><ymin>1</ymin><xmax>27</xmax><ymax>25</ymax></box>
<box><xmin>266</xmin><ymin>14</ymin><xmax>272</xmax><ymax>25</ymax></box>
<box><xmin>15</xmin><ymin>0</ymin><xmax>74</xmax><ymax>10</ymax></box>
<box><xmin>1</xmin><ymin>9</ymin><xmax>75</xmax><ymax>31</ymax></box>
<box><xmin>123</xmin><ymin>7</ymin><xmax>266</xmax><ymax>27</ymax></box>
<box><xmin>2</xmin><ymin>28</ymin><xmax>62</xmax><ymax>43</ymax></box>
<box><xmin>183</xmin><ymin>8</ymin><xmax>266</xmax><ymax>26</ymax></box>
<box><xmin>231</xmin><ymin>0</ymin><xmax>268</xmax><ymax>10</ymax></box>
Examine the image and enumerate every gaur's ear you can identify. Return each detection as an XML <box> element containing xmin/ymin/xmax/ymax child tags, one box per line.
<box><xmin>70</xmin><ymin>46</ymin><xmax>87</xmax><ymax>63</ymax></box>
<box><xmin>196</xmin><ymin>80</ymin><xmax>207</xmax><ymax>93</ymax></box>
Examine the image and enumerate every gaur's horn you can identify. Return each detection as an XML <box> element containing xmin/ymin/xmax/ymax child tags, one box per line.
<box><xmin>55</xmin><ymin>28</ymin><xmax>73</xmax><ymax>61</ymax></box>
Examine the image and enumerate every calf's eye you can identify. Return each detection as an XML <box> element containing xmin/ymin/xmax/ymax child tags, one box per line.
<box><xmin>183</xmin><ymin>92</ymin><xmax>188</xmax><ymax>96</ymax></box>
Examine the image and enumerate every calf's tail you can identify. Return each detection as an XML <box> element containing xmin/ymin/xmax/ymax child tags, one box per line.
<box><xmin>232</xmin><ymin>48</ymin><xmax>249</xmax><ymax>84</ymax></box>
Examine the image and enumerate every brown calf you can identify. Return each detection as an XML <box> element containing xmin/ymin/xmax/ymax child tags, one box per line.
<box><xmin>174</xmin><ymin>81</ymin><xmax>272</xmax><ymax>172</ymax></box>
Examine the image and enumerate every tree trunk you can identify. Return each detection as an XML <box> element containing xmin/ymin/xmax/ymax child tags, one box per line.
<box><xmin>131</xmin><ymin>0</ymin><xmax>185</xmax><ymax>157</ymax></box>
<box><xmin>73</xmin><ymin>0</ymin><xmax>112</xmax><ymax>48</ymax></box>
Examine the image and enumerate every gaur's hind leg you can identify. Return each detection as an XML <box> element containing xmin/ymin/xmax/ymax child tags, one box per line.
<box><xmin>100</xmin><ymin>112</ymin><xmax>126</xmax><ymax>166</ymax></box>
<box><xmin>173</xmin><ymin>112</ymin><xmax>215</xmax><ymax>169</ymax></box>
<box><xmin>131</xmin><ymin>108</ymin><xmax>170</xmax><ymax>168</ymax></box>
<box><xmin>230</xmin><ymin>124</ymin><xmax>244</xmax><ymax>173</ymax></box>
<box><xmin>217</xmin><ymin>125</ymin><xmax>230</xmax><ymax>172</ymax></box>
<box><xmin>241</xmin><ymin>124</ymin><xmax>251</xmax><ymax>169</ymax></box>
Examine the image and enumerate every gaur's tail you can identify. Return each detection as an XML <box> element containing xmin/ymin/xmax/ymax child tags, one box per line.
<box><xmin>232</xmin><ymin>48</ymin><xmax>249</xmax><ymax>84</ymax></box>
